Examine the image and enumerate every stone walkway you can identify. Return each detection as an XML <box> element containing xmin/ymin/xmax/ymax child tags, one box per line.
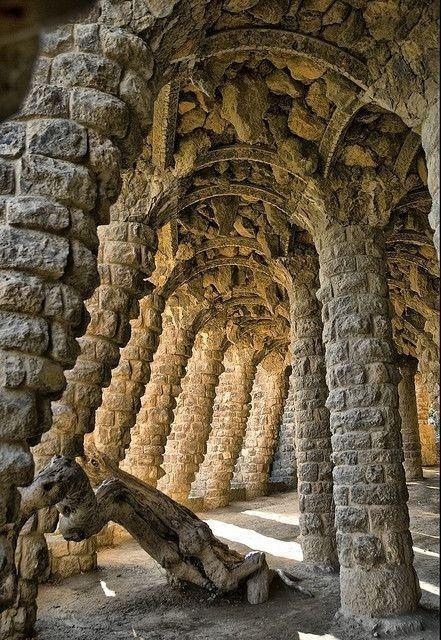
<box><xmin>36</xmin><ymin>469</ymin><xmax>439</xmax><ymax>640</ymax></box>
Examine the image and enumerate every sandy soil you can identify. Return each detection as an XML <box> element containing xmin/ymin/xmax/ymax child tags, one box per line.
<box><xmin>36</xmin><ymin>468</ymin><xmax>440</xmax><ymax>640</ymax></box>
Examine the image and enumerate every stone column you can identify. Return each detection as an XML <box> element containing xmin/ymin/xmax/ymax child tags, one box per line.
<box><xmin>0</xmin><ymin>21</ymin><xmax>155</xmax><ymax>634</ymax></box>
<box><xmin>316</xmin><ymin>222</ymin><xmax>420</xmax><ymax>618</ymax></box>
<box><xmin>35</xmin><ymin>211</ymin><xmax>157</xmax><ymax>463</ymax></box>
<box><xmin>192</xmin><ymin>343</ymin><xmax>256</xmax><ymax>509</ymax></box>
<box><xmin>415</xmin><ymin>373</ymin><xmax>438</xmax><ymax>466</ymax></box>
<box><xmin>158</xmin><ymin>326</ymin><xmax>226</xmax><ymax>503</ymax></box>
<box><xmin>416</xmin><ymin>334</ymin><xmax>440</xmax><ymax>452</ymax></box>
<box><xmin>270</xmin><ymin>368</ymin><xmax>297</xmax><ymax>489</ymax></box>
<box><xmin>122</xmin><ymin>312</ymin><xmax>195</xmax><ymax>485</ymax></box>
<box><xmin>398</xmin><ymin>356</ymin><xmax>423</xmax><ymax>480</ymax></box>
<box><xmin>232</xmin><ymin>353</ymin><xmax>288</xmax><ymax>499</ymax></box>
<box><xmin>287</xmin><ymin>254</ymin><xmax>338</xmax><ymax>571</ymax></box>
<box><xmin>94</xmin><ymin>292</ymin><xmax>165</xmax><ymax>463</ymax></box>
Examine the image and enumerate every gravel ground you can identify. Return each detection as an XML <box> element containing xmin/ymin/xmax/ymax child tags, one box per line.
<box><xmin>36</xmin><ymin>468</ymin><xmax>440</xmax><ymax>640</ymax></box>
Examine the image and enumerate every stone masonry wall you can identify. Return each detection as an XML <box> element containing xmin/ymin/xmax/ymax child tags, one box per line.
<box><xmin>0</xmin><ymin>19</ymin><xmax>156</xmax><ymax>637</ymax></box>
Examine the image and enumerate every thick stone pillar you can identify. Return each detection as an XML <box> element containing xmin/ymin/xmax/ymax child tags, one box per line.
<box><xmin>287</xmin><ymin>255</ymin><xmax>337</xmax><ymax>570</ymax></box>
<box><xmin>158</xmin><ymin>326</ymin><xmax>226</xmax><ymax>503</ymax></box>
<box><xmin>0</xmin><ymin>20</ymin><xmax>155</xmax><ymax>634</ymax></box>
<box><xmin>192</xmin><ymin>343</ymin><xmax>256</xmax><ymax>509</ymax></box>
<box><xmin>398</xmin><ymin>356</ymin><xmax>423</xmax><ymax>480</ymax></box>
<box><xmin>270</xmin><ymin>368</ymin><xmax>297</xmax><ymax>488</ymax></box>
<box><xmin>35</xmin><ymin>212</ymin><xmax>156</xmax><ymax>463</ymax></box>
<box><xmin>316</xmin><ymin>222</ymin><xmax>420</xmax><ymax>618</ymax></box>
<box><xmin>122</xmin><ymin>313</ymin><xmax>195</xmax><ymax>485</ymax></box>
<box><xmin>232</xmin><ymin>353</ymin><xmax>288</xmax><ymax>499</ymax></box>
<box><xmin>94</xmin><ymin>292</ymin><xmax>165</xmax><ymax>463</ymax></box>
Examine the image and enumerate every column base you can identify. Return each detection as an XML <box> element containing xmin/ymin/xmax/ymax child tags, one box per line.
<box><xmin>339</xmin><ymin>565</ymin><xmax>421</xmax><ymax>618</ymax></box>
<box><xmin>245</xmin><ymin>484</ymin><xmax>268</xmax><ymax>500</ymax></box>
<box><xmin>203</xmin><ymin>495</ymin><xmax>230</xmax><ymax>510</ymax></box>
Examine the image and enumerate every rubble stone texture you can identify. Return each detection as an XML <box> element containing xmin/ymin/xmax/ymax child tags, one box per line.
<box><xmin>270</xmin><ymin>369</ymin><xmax>298</xmax><ymax>489</ymax></box>
<box><xmin>287</xmin><ymin>253</ymin><xmax>338</xmax><ymax>569</ymax></box>
<box><xmin>316</xmin><ymin>223</ymin><xmax>421</xmax><ymax>616</ymax></box>
<box><xmin>122</xmin><ymin>312</ymin><xmax>196</xmax><ymax>485</ymax></box>
<box><xmin>398</xmin><ymin>356</ymin><xmax>424</xmax><ymax>480</ymax></box>
<box><xmin>192</xmin><ymin>343</ymin><xmax>257</xmax><ymax>509</ymax></box>
<box><xmin>0</xmin><ymin>0</ymin><xmax>439</xmax><ymax>637</ymax></box>
<box><xmin>232</xmin><ymin>353</ymin><xmax>289</xmax><ymax>499</ymax></box>
<box><xmin>159</xmin><ymin>325</ymin><xmax>226</xmax><ymax>503</ymax></box>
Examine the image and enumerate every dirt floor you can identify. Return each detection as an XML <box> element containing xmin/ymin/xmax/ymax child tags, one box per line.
<box><xmin>36</xmin><ymin>468</ymin><xmax>440</xmax><ymax>640</ymax></box>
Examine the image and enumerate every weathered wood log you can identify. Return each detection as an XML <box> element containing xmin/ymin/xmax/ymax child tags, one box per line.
<box><xmin>15</xmin><ymin>446</ymin><xmax>312</xmax><ymax>604</ymax></box>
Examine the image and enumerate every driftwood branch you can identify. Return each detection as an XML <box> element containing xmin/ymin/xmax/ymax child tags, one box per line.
<box><xmin>15</xmin><ymin>446</ymin><xmax>312</xmax><ymax>605</ymax></box>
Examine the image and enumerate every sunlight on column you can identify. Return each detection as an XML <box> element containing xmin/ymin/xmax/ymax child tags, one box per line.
<box><xmin>241</xmin><ymin>509</ymin><xmax>300</xmax><ymax>526</ymax></box>
<box><xmin>204</xmin><ymin>519</ymin><xmax>303</xmax><ymax>560</ymax></box>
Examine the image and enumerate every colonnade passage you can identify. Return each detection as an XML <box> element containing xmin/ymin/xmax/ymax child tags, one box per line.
<box><xmin>0</xmin><ymin>1</ymin><xmax>439</xmax><ymax>638</ymax></box>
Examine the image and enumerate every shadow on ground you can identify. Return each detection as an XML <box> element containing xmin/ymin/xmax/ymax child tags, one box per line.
<box><xmin>36</xmin><ymin>470</ymin><xmax>439</xmax><ymax>640</ymax></box>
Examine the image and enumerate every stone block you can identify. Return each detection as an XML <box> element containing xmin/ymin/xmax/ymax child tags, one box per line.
<box><xmin>27</xmin><ymin>119</ymin><xmax>88</xmax><ymax>161</ymax></box>
<box><xmin>70</xmin><ymin>87</ymin><xmax>129</xmax><ymax>139</ymax></box>
<box><xmin>74</xmin><ymin>24</ymin><xmax>101</xmax><ymax>53</ymax></box>
<box><xmin>19</xmin><ymin>85</ymin><xmax>69</xmax><ymax>119</ymax></box>
<box><xmin>7</xmin><ymin>196</ymin><xmax>70</xmax><ymax>232</ymax></box>
<box><xmin>51</xmin><ymin>52</ymin><xmax>121</xmax><ymax>93</ymax></box>
<box><xmin>20</xmin><ymin>154</ymin><xmax>96</xmax><ymax>211</ymax></box>
<box><xmin>69</xmin><ymin>209</ymin><xmax>99</xmax><ymax>251</ymax></box>
<box><xmin>40</xmin><ymin>26</ymin><xmax>73</xmax><ymax>56</ymax></box>
<box><xmin>0</xmin><ymin>388</ymin><xmax>37</xmax><ymax>439</ymax></box>
<box><xmin>64</xmin><ymin>239</ymin><xmax>99</xmax><ymax>298</ymax></box>
<box><xmin>0</xmin><ymin>271</ymin><xmax>45</xmax><ymax>315</ymax></box>
<box><xmin>352</xmin><ymin>533</ymin><xmax>384</xmax><ymax>567</ymax></box>
<box><xmin>0</xmin><ymin>440</ymin><xmax>34</xmax><ymax>486</ymax></box>
<box><xmin>0</xmin><ymin>226</ymin><xmax>69</xmax><ymax>279</ymax></box>
<box><xmin>0</xmin><ymin>122</ymin><xmax>26</xmax><ymax>157</ymax></box>
<box><xmin>100</xmin><ymin>28</ymin><xmax>153</xmax><ymax>79</ymax></box>
<box><xmin>0</xmin><ymin>159</ymin><xmax>15</xmax><ymax>194</ymax></box>
<box><xmin>0</xmin><ymin>311</ymin><xmax>49</xmax><ymax>354</ymax></box>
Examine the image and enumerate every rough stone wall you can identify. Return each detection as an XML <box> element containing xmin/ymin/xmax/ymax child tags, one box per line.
<box><xmin>286</xmin><ymin>254</ymin><xmax>337</xmax><ymax>570</ymax></box>
<box><xmin>0</xmin><ymin>0</ymin><xmax>439</xmax><ymax>634</ymax></box>
<box><xmin>191</xmin><ymin>342</ymin><xmax>256</xmax><ymax>509</ymax></box>
<box><xmin>232</xmin><ymin>352</ymin><xmax>288</xmax><ymax>499</ymax></box>
<box><xmin>159</xmin><ymin>325</ymin><xmax>226</xmax><ymax>503</ymax></box>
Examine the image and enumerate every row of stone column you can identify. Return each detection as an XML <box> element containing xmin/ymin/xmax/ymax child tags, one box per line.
<box><xmin>115</xmin><ymin>223</ymin><xmax>431</xmax><ymax>620</ymax></box>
